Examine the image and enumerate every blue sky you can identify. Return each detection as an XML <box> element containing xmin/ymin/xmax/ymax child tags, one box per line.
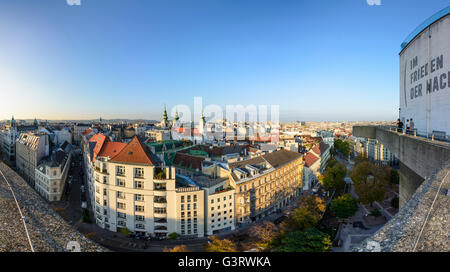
<box><xmin>0</xmin><ymin>0</ymin><xmax>448</xmax><ymax>121</ymax></box>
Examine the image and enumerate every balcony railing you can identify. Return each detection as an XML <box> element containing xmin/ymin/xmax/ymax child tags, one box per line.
<box><xmin>379</xmin><ymin>125</ymin><xmax>450</xmax><ymax>143</ymax></box>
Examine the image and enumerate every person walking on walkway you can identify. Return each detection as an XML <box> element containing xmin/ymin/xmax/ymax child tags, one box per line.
<box><xmin>409</xmin><ymin>118</ymin><xmax>415</xmax><ymax>135</ymax></box>
<box><xmin>397</xmin><ymin>119</ymin><xmax>403</xmax><ymax>133</ymax></box>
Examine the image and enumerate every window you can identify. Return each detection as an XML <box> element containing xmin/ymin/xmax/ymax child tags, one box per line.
<box><xmin>194</xmin><ymin>195</ymin><xmax>197</xmax><ymax>202</ymax></box>
<box><xmin>117</xmin><ymin>212</ymin><xmax>126</xmax><ymax>219</ymax></box>
<box><xmin>135</xmin><ymin>194</ymin><xmax>144</xmax><ymax>201</ymax></box>
<box><xmin>187</xmin><ymin>204</ymin><xmax>190</xmax><ymax>210</ymax></box>
<box><xmin>154</xmin><ymin>207</ymin><xmax>166</xmax><ymax>214</ymax></box>
<box><xmin>117</xmin><ymin>221</ymin><xmax>126</xmax><ymax>227</ymax></box>
<box><xmin>181</xmin><ymin>204</ymin><xmax>184</xmax><ymax>211</ymax></box>
<box><xmin>187</xmin><ymin>195</ymin><xmax>191</xmax><ymax>202</ymax></box>
<box><xmin>116</xmin><ymin>166</ymin><xmax>125</xmax><ymax>176</ymax></box>
<box><xmin>117</xmin><ymin>191</ymin><xmax>125</xmax><ymax>199</ymax></box>
<box><xmin>193</xmin><ymin>203</ymin><xmax>197</xmax><ymax>210</ymax></box>
<box><xmin>135</xmin><ymin>223</ymin><xmax>145</xmax><ymax>229</ymax></box>
<box><xmin>134</xmin><ymin>180</ymin><xmax>143</xmax><ymax>189</ymax></box>
<box><xmin>135</xmin><ymin>205</ymin><xmax>144</xmax><ymax>212</ymax></box>
<box><xmin>181</xmin><ymin>196</ymin><xmax>185</xmax><ymax>203</ymax></box>
<box><xmin>117</xmin><ymin>202</ymin><xmax>126</xmax><ymax>210</ymax></box>
<box><xmin>135</xmin><ymin>215</ymin><xmax>145</xmax><ymax>221</ymax></box>
<box><xmin>134</xmin><ymin>168</ymin><xmax>144</xmax><ymax>178</ymax></box>
<box><xmin>116</xmin><ymin>178</ymin><xmax>125</xmax><ymax>187</ymax></box>
<box><xmin>211</xmin><ymin>199</ymin><xmax>214</xmax><ymax>204</ymax></box>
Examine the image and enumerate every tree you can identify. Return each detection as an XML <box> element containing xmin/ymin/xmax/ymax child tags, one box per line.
<box><xmin>330</xmin><ymin>194</ymin><xmax>358</xmax><ymax>219</ymax></box>
<box><xmin>350</xmin><ymin>161</ymin><xmax>389</xmax><ymax>206</ymax></box>
<box><xmin>168</xmin><ymin>232</ymin><xmax>179</xmax><ymax>240</ymax></box>
<box><xmin>322</xmin><ymin>163</ymin><xmax>347</xmax><ymax>191</ymax></box>
<box><xmin>275</xmin><ymin>228</ymin><xmax>331</xmax><ymax>252</ymax></box>
<box><xmin>354</xmin><ymin>154</ymin><xmax>368</xmax><ymax>165</ymax></box>
<box><xmin>281</xmin><ymin>206</ymin><xmax>319</xmax><ymax>232</ymax></box>
<box><xmin>300</xmin><ymin>195</ymin><xmax>326</xmax><ymax>215</ymax></box>
<box><xmin>248</xmin><ymin>221</ymin><xmax>279</xmax><ymax>249</ymax></box>
<box><xmin>164</xmin><ymin>245</ymin><xmax>189</xmax><ymax>252</ymax></box>
<box><xmin>334</xmin><ymin>139</ymin><xmax>351</xmax><ymax>157</ymax></box>
<box><xmin>204</xmin><ymin>236</ymin><xmax>238</xmax><ymax>252</ymax></box>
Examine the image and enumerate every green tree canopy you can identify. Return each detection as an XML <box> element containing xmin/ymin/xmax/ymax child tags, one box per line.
<box><xmin>350</xmin><ymin>161</ymin><xmax>389</xmax><ymax>206</ymax></box>
<box><xmin>322</xmin><ymin>163</ymin><xmax>347</xmax><ymax>191</ymax></box>
<box><xmin>334</xmin><ymin>139</ymin><xmax>351</xmax><ymax>157</ymax></box>
<box><xmin>281</xmin><ymin>206</ymin><xmax>320</xmax><ymax>232</ymax></box>
<box><xmin>330</xmin><ymin>194</ymin><xmax>358</xmax><ymax>218</ymax></box>
<box><xmin>275</xmin><ymin>228</ymin><xmax>331</xmax><ymax>252</ymax></box>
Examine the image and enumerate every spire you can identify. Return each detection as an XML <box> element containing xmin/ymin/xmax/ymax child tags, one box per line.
<box><xmin>200</xmin><ymin>112</ymin><xmax>206</xmax><ymax>123</ymax></box>
<box><xmin>162</xmin><ymin>104</ymin><xmax>168</xmax><ymax>121</ymax></box>
<box><xmin>174</xmin><ymin>107</ymin><xmax>179</xmax><ymax>121</ymax></box>
<box><xmin>10</xmin><ymin>115</ymin><xmax>16</xmax><ymax>127</ymax></box>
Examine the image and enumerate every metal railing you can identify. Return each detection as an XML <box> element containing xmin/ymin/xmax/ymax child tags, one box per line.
<box><xmin>379</xmin><ymin>125</ymin><xmax>450</xmax><ymax>143</ymax></box>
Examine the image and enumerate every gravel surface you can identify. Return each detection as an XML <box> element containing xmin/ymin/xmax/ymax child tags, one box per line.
<box><xmin>0</xmin><ymin>162</ymin><xmax>107</xmax><ymax>252</ymax></box>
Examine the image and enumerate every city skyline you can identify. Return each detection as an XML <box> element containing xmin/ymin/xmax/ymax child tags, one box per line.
<box><xmin>0</xmin><ymin>0</ymin><xmax>449</xmax><ymax>121</ymax></box>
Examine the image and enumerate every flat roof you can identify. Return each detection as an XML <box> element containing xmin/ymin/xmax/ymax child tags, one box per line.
<box><xmin>400</xmin><ymin>6</ymin><xmax>450</xmax><ymax>52</ymax></box>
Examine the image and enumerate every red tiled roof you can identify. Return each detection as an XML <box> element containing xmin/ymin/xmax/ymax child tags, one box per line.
<box><xmin>311</xmin><ymin>141</ymin><xmax>329</xmax><ymax>156</ymax></box>
<box><xmin>98</xmin><ymin>142</ymin><xmax>127</xmax><ymax>159</ymax></box>
<box><xmin>304</xmin><ymin>151</ymin><xmax>319</xmax><ymax>167</ymax></box>
<box><xmin>172</xmin><ymin>152</ymin><xmax>205</xmax><ymax>170</ymax></box>
<box><xmin>89</xmin><ymin>134</ymin><xmax>109</xmax><ymax>162</ymax></box>
<box><xmin>83</xmin><ymin>129</ymin><xmax>93</xmax><ymax>135</ymax></box>
<box><xmin>110</xmin><ymin>136</ymin><xmax>157</xmax><ymax>165</ymax></box>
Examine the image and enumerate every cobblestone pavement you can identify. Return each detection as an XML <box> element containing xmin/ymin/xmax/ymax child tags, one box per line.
<box><xmin>0</xmin><ymin>162</ymin><xmax>107</xmax><ymax>252</ymax></box>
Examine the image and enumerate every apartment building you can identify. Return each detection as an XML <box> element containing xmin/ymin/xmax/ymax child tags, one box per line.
<box><xmin>360</xmin><ymin>138</ymin><xmax>397</xmax><ymax>166</ymax></box>
<box><xmin>0</xmin><ymin>117</ymin><xmax>38</xmax><ymax>166</ymax></box>
<box><xmin>16</xmin><ymin>132</ymin><xmax>49</xmax><ymax>185</ymax></box>
<box><xmin>73</xmin><ymin>124</ymin><xmax>91</xmax><ymax>146</ymax></box>
<box><xmin>83</xmin><ymin>135</ymin><xmax>205</xmax><ymax>238</ymax></box>
<box><xmin>35</xmin><ymin>142</ymin><xmax>72</xmax><ymax>201</ymax></box>
<box><xmin>228</xmin><ymin>149</ymin><xmax>303</xmax><ymax>224</ymax></box>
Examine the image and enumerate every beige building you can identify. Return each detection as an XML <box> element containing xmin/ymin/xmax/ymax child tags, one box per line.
<box><xmin>228</xmin><ymin>149</ymin><xmax>303</xmax><ymax>224</ymax></box>
<box><xmin>35</xmin><ymin>145</ymin><xmax>72</xmax><ymax>201</ymax></box>
<box><xmin>83</xmin><ymin>135</ymin><xmax>205</xmax><ymax>238</ymax></box>
<box><xmin>16</xmin><ymin>132</ymin><xmax>49</xmax><ymax>185</ymax></box>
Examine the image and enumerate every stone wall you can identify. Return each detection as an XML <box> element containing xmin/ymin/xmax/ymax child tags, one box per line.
<box><xmin>0</xmin><ymin>162</ymin><xmax>107</xmax><ymax>252</ymax></box>
<box><xmin>353</xmin><ymin>161</ymin><xmax>450</xmax><ymax>252</ymax></box>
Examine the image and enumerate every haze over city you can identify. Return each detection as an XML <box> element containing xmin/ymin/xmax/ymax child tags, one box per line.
<box><xmin>1</xmin><ymin>0</ymin><xmax>448</xmax><ymax>121</ymax></box>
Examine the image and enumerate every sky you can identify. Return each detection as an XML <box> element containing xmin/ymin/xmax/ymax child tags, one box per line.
<box><xmin>0</xmin><ymin>0</ymin><xmax>448</xmax><ymax>122</ymax></box>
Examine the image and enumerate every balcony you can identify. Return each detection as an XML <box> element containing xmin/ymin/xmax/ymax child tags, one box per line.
<box><xmin>153</xmin><ymin>167</ymin><xmax>168</xmax><ymax>180</ymax></box>
<box><xmin>153</xmin><ymin>183</ymin><xmax>167</xmax><ymax>191</ymax></box>
<box><xmin>95</xmin><ymin>167</ymin><xmax>108</xmax><ymax>174</ymax></box>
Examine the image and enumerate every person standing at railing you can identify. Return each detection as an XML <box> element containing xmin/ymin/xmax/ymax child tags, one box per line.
<box><xmin>397</xmin><ymin>119</ymin><xmax>403</xmax><ymax>133</ymax></box>
<box><xmin>406</xmin><ymin>119</ymin><xmax>410</xmax><ymax>134</ymax></box>
<box><xmin>409</xmin><ymin>118</ymin><xmax>415</xmax><ymax>135</ymax></box>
